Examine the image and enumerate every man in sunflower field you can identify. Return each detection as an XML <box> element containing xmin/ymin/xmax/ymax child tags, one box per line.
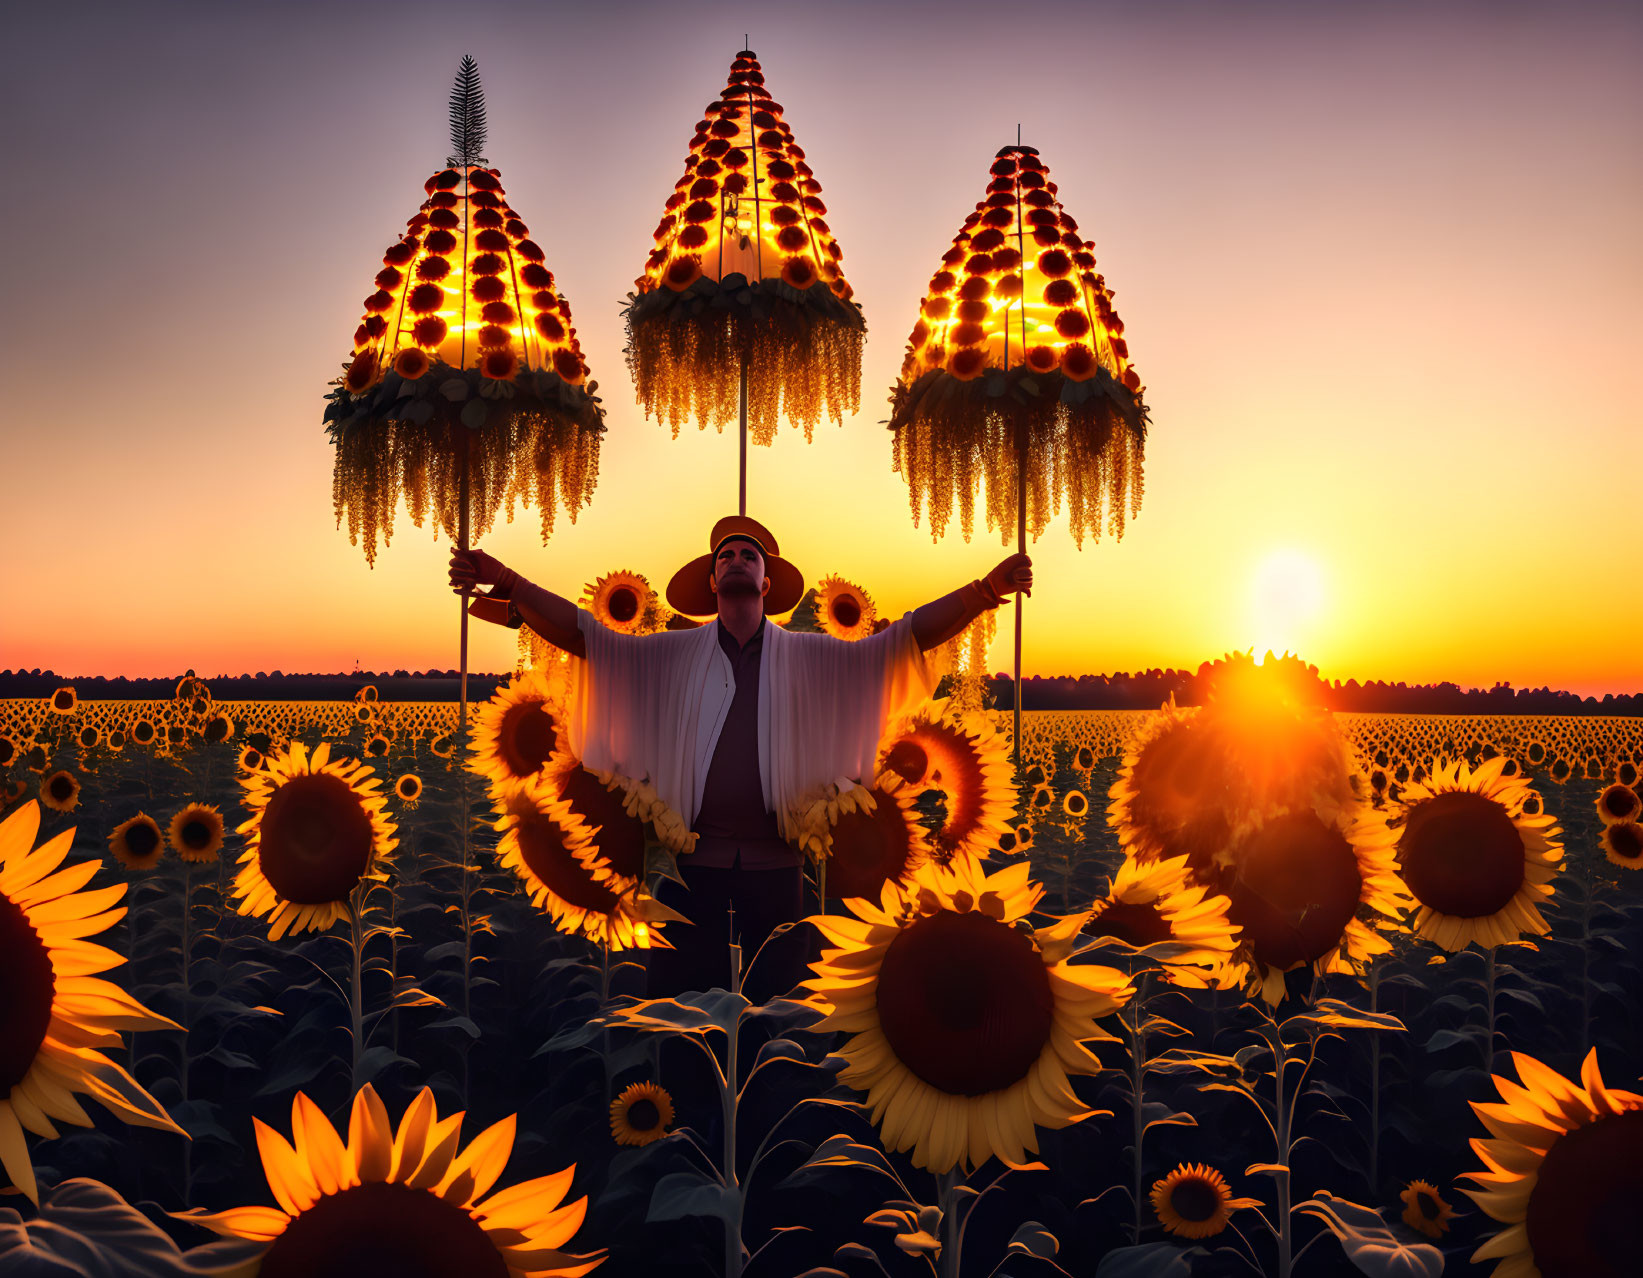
<box><xmin>448</xmin><ymin>515</ymin><xmax>1030</xmax><ymax>1002</ymax></box>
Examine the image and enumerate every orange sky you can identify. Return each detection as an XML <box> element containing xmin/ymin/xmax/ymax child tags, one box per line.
<box><xmin>3</xmin><ymin>1</ymin><xmax>1640</xmax><ymax>695</ymax></box>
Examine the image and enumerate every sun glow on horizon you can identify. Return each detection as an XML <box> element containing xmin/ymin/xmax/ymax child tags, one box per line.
<box><xmin>1248</xmin><ymin>548</ymin><xmax>1328</xmax><ymax>664</ymax></box>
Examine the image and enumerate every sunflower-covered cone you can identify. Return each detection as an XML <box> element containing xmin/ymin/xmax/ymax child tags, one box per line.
<box><xmin>890</xmin><ymin>144</ymin><xmax>1147</xmax><ymax>548</ymax></box>
<box><xmin>624</xmin><ymin>49</ymin><xmax>864</xmax><ymax>445</ymax></box>
<box><xmin>325</xmin><ymin>57</ymin><xmax>605</xmax><ymax>566</ymax></box>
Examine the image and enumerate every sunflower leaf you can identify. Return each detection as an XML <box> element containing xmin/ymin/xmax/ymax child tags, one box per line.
<box><xmin>1095</xmin><ymin>1241</ymin><xmax>1204</xmax><ymax>1277</ymax></box>
<box><xmin>646</xmin><ymin>1170</ymin><xmax>735</xmax><ymax>1223</ymax></box>
<box><xmin>1293</xmin><ymin>1191</ymin><xmax>1444</xmax><ymax>1278</ymax></box>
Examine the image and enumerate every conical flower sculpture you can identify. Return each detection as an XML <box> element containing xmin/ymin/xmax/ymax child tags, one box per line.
<box><xmin>625</xmin><ymin>48</ymin><xmax>864</xmax><ymax>511</ymax></box>
<box><xmin>889</xmin><ymin>143</ymin><xmax>1149</xmax><ymax>766</ymax></box>
<box><xmin>326</xmin><ymin>57</ymin><xmax>604</xmax><ymax>570</ymax></box>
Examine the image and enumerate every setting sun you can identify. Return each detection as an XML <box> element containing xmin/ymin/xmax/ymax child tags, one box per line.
<box><xmin>1248</xmin><ymin>548</ymin><xmax>1327</xmax><ymax>661</ymax></box>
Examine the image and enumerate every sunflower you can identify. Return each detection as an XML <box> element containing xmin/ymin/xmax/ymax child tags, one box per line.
<box><xmin>803</xmin><ymin>856</ymin><xmax>1133</xmax><ymax>1173</ymax></box>
<box><xmin>239</xmin><ymin>745</ymin><xmax>265</xmax><ymax>772</ymax></box>
<box><xmin>1461</xmin><ymin>1047</ymin><xmax>1642</xmax><ymax>1278</ymax></box>
<box><xmin>395</xmin><ymin>773</ymin><xmax>423</xmax><ymax>808</ymax></box>
<box><xmin>76</xmin><ymin>726</ymin><xmax>100</xmax><ymax>750</ymax></box>
<box><xmin>39</xmin><ymin>771</ymin><xmax>81</xmax><ymax>814</ymax></box>
<box><xmin>1150</xmin><ymin>1163</ymin><xmax>1261</xmax><ymax>1239</ymax></box>
<box><xmin>1400</xmin><ymin>1180</ymin><xmax>1454</xmax><ymax>1240</ymax></box>
<box><xmin>1029</xmin><ymin>783</ymin><xmax>1055</xmax><ymax>812</ymax></box>
<box><xmin>24</xmin><ymin>744</ymin><xmax>49</xmax><ymax>774</ymax></box>
<box><xmin>816</xmin><ymin>575</ymin><xmax>877</xmax><ymax>641</ymax></box>
<box><xmin>1084</xmin><ymin>854</ymin><xmax>1239</xmax><ymax>988</ymax></box>
<box><xmin>1599</xmin><ymin>821</ymin><xmax>1643</xmax><ymax>870</ymax></box>
<box><xmin>130</xmin><ymin>717</ymin><xmax>157</xmax><ymax>747</ymax></box>
<box><xmin>233</xmin><ymin>741</ymin><xmax>397</xmax><ymax>941</ymax></box>
<box><xmin>876</xmin><ymin>704</ymin><xmax>1015</xmax><ymax>863</ymax></box>
<box><xmin>1220</xmin><ymin>800</ymin><xmax>1410</xmax><ymax>1004</ymax></box>
<box><xmin>169</xmin><ymin>1083</ymin><xmax>606</xmax><ymax>1276</ymax></box>
<box><xmin>203</xmin><ymin>713</ymin><xmax>235</xmax><ymax>744</ymax></box>
<box><xmin>610</xmin><ymin>1082</ymin><xmax>674</xmax><ymax>1147</ymax></box>
<box><xmin>430</xmin><ymin>733</ymin><xmax>454</xmax><ymax>759</ymax></box>
<box><xmin>581</xmin><ymin>570</ymin><xmax>655</xmax><ymax>635</ymax></box>
<box><xmin>48</xmin><ymin>687</ymin><xmax>77</xmax><ymax>715</ymax></box>
<box><xmin>493</xmin><ymin>781</ymin><xmax>679</xmax><ymax>952</ymax></box>
<box><xmin>1616</xmin><ymin>760</ymin><xmax>1640</xmax><ymax>788</ymax></box>
<box><xmin>168</xmin><ymin>803</ymin><xmax>225</xmax><ymax>864</ymax></box>
<box><xmin>0</xmin><ymin>801</ymin><xmax>187</xmax><ymax>1205</ymax></box>
<box><xmin>4</xmin><ymin>779</ymin><xmax>27</xmax><ymax>808</ymax></box>
<box><xmin>1390</xmin><ymin>756</ymin><xmax>1563</xmax><ymax>951</ymax></box>
<box><xmin>355</xmin><ymin>684</ymin><xmax>379</xmax><ymax>703</ymax></box>
<box><xmin>792</xmin><ymin>779</ymin><xmax>930</xmax><ymax>903</ymax></box>
<box><xmin>1074</xmin><ymin>745</ymin><xmax>1096</xmax><ymax>771</ymax></box>
<box><xmin>0</xmin><ymin>736</ymin><xmax>16</xmax><ymax>768</ymax></box>
<box><xmin>364</xmin><ymin>733</ymin><xmax>391</xmax><ymax>758</ymax></box>
<box><xmin>353</xmin><ymin>704</ymin><xmax>375</xmax><ymax>726</ymax></box>
<box><xmin>1595</xmin><ymin>783</ymin><xmax>1640</xmax><ymax>826</ymax></box>
<box><xmin>469</xmin><ymin>666</ymin><xmax>570</xmax><ymax>800</ymax></box>
<box><xmin>109</xmin><ymin>813</ymin><xmax>166</xmax><ymax>870</ymax></box>
<box><xmin>1061</xmin><ymin>790</ymin><xmax>1088</xmax><ymax>818</ymax></box>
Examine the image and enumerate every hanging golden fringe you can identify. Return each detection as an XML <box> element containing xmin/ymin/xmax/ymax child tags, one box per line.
<box><xmin>889</xmin><ymin>385</ymin><xmax>1146</xmax><ymax>549</ymax></box>
<box><xmin>332</xmin><ymin>409</ymin><xmax>602</xmax><ymax>568</ymax></box>
<box><xmin>626</xmin><ymin>310</ymin><xmax>863</xmax><ymax>446</ymax></box>
<box><xmin>928</xmin><ymin>608</ymin><xmax>999</xmax><ymax>713</ymax></box>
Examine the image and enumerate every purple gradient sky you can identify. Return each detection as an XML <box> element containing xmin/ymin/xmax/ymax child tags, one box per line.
<box><xmin>3</xmin><ymin>1</ymin><xmax>1640</xmax><ymax>694</ymax></box>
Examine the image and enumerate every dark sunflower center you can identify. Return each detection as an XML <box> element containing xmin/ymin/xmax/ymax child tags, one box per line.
<box><xmin>124</xmin><ymin>822</ymin><xmax>161</xmax><ymax>858</ymax></box>
<box><xmin>1170</xmin><ymin>1176</ymin><xmax>1221</xmax><ymax>1223</ymax></box>
<box><xmin>182</xmin><ymin>819</ymin><xmax>212</xmax><ymax>848</ymax></box>
<box><xmin>258</xmin><ymin>774</ymin><xmax>376</xmax><ymax>905</ymax></box>
<box><xmin>514</xmin><ymin>809</ymin><xmax>620</xmax><ymax>914</ymax></box>
<box><xmin>626</xmin><ymin>1099</ymin><xmax>661</xmax><ymax>1131</ymax></box>
<box><xmin>79</xmin><ymin>729</ymin><xmax>97</xmax><ymax>747</ymax></box>
<box><xmin>1608</xmin><ymin>824</ymin><xmax>1643</xmax><ymax>861</ymax></box>
<box><xmin>1600</xmin><ymin>786</ymin><xmax>1639</xmax><ymax>820</ymax></box>
<box><xmin>1077</xmin><ymin>747</ymin><xmax>1095</xmax><ymax>769</ymax></box>
<box><xmin>608</xmin><ymin>587</ymin><xmax>640</xmax><ymax>623</ymax></box>
<box><xmin>0</xmin><ymin>892</ymin><xmax>56</xmax><ymax>1093</ymax></box>
<box><xmin>205</xmin><ymin>716</ymin><xmax>230</xmax><ymax>742</ymax></box>
<box><xmin>1066</xmin><ymin>792</ymin><xmax>1088</xmax><ymax>814</ymax></box>
<box><xmin>53</xmin><ymin>692</ymin><xmax>73</xmax><ymax>710</ymax></box>
<box><xmin>48</xmin><ymin>775</ymin><xmax>74</xmax><ymax>801</ymax></box>
<box><xmin>258</xmin><ymin>1180</ymin><xmax>510</xmax><ymax>1278</ymax></box>
<box><xmin>0</xmin><ymin>740</ymin><xmax>13</xmax><ymax>765</ymax></box>
<box><xmin>827</xmin><ymin>792</ymin><xmax>912</xmax><ymax>901</ymax></box>
<box><xmin>399</xmin><ymin>780</ymin><xmax>419</xmax><ymax>799</ymax></box>
<box><xmin>1088</xmin><ymin>900</ymin><xmax>1173</xmax><ymax>949</ymax></box>
<box><xmin>876</xmin><ymin>909</ymin><xmax>1053</xmax><ymax>1096</ymax></box>
<box><xmin>563</xmin><ymin>769</ymin><xmax>646</xmax><ymax>880</ymax></box>
<box><xmin>1417</xmin><ymin>1190</ymin><xmax>1440</xmax><ymax>1220</ymax></box>
<box><xmin>1528</xmin><ymin>743</ymin><xmax>1546</xmax><ymax>763</ymax></box>
<box><xmin>1525</xmin><ymin>1106</ymin><xmax>1643</xmax><ymax>1278</ymax></box>
<box><xmin>1226</xmin><ymin>812</ymin><xmax>1363</xmax><ymax>969</ymax></box>
<box><xmin>1398</xmin><ymin>791</ymin><xmax>1525</xmax><ymax>919</ymax></box>
<box><xmin>497</xmin><ymin>700</ymin><xmax>557</xmax><ymax>781</ymax></box>
<box><xmin>832</xmin><ymin>596</ymin><xmax>862</xmax><ymax>629</ymax></box>
<box><xmin>884</xmin><ymin>740</ymin><xmax>929</xmax><ymax>786</ymax></box>
<box><xmin>134</xmin><ymin>722</ymin><xmax>154</xmax><ymax>742</ymax></box>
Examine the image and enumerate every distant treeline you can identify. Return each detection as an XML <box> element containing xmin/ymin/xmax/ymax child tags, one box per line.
<box><xmin>2</xmin><ymin>663</ymin><xmax>1637</xmax><ymax>716</ymax></box>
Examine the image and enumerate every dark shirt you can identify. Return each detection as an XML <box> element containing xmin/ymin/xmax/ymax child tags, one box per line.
<box><xmin>691</xmin><ymin>615</ymin><xmax>802</xmax><ymax>870</ymax></box>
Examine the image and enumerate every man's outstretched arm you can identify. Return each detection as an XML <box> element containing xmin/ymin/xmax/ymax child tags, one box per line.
<box><xmin>449</xmin><ymin>547</ymin><xmax>587</xmax><ymax>658</ymax></box>
<box><xmin>910</xmin><ymin>553</ymin><xmax>1033</xmax><ymax>652</ymax></box>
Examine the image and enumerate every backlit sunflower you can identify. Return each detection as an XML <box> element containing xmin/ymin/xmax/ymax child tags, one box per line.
<box><xmin>395</xmin><ymin>773</ymin><xmax>423</xmax><ymax>808</ymax></box>
<box><xmin>792</xmin><ymin>779</ymin><xmax>930</xmax><ymax>903</ymax></box>
<box><xmin>582</xmin><ymin>570</ymin><xmax>656</xmax><ymax>635</ymax></box>
<box><xmin>1062</xmin><ymin>790</ymin><xmax>1088</xmax><ymax>818</ymax></box>
<box><xmin>610</xmin><ymin>1082</ymin><xmax>674</xmax><ymax>1147</ymax></box>
<box><xmin>0</xmin><ymin>801</ymin><xmax>187</xmax><ymax>1205</ymax></box>
<box><xmin>1599</xmin><ymin>821</ymin><xmax>1643</xmax><ymax>870</ymax></box>
<box><xmin>492</xmin><ymin>785</ymin><xmax>677</xmax><ymax>952</ymax></box>
<box><xmin>239</xmin><ymin>746</ymin><xmax>265</xmax><ymax>772</ymax></box>
<box><xmin>1084</xmin><ymin>854</ymin><xmax>1239</xmax><ymax>988</ymax></box>
<box><xmin>39</xmin><ymin>771</ymin><xmax>81</xmax><ymax>814</ymax></box>
<box><xmin>803</xmin><ymin>856</ymin><xmax>1132</xmax><ymax>1173</ymax></box>
<box><xmin>203</xmin><ymin>712</ymin><xmax>235</xmax><ymax>744</ymax></box>
<box><xmin>1616</xmin><ymin>760</ymin><xmax>1640</xmax><ymax>788</ymax></box>
<box><xmin>469</xmin><ymin>666</ymin><xmax>570</xmax><ymax>801</ymax></box>
<box><xmin>1595</xmin><ymin>782</ymin><xmax>1640</xmax><ymax>826</ymax></box>
<box><xmin>876</xmin><ymin>704</ymin><xmax>1015</xmax><ymax>863</ymax></box>
<box><xmin>430</xmin><ymin>733</ymin><xmax>454</xmax><ymax>759</ymax></box>
<box><xmin>816</xmin><ymin>575</ymin><xmax>877</xmax><ymax>641</ymax></box>
<box><xmin>109</xmin><ymin>814</ymin><xmax>166</xmax><ymax>870</ymax></box>
<box><xmin>364</xmin><ymin>733</ymin><xmax>391</xmax><ymax>758</ymax></box>
<box><xmin>168</xmin><ymin>803</ymin><xmax>224</xmax><ymax>864</ymax></box>
<box><xmin>1400</xmin><ymin>1180</ymin><xmax>1454</xmax><ymax>1240</ymax></box>
<box><xmin>169</xmin><ymin>1084</ymin><xmax>606</xmax><ymax>1277</ymax></box>
<box><xmin>1220</xmin><ymin>800</ymin><xmax>1410</xmax><ymax>1004</ymax></box>
<box><xmin>1390</xmin><ymin>756</ymin><xmax>1563</xmax><ymax>951</ymax></box>
<box><xmin>233</xmin><ymin>741</ymin><xmax>397</xmax><ymax>941</ymax></box>
<box><xmin>1460</xmin><ymin>1047</ymin><xmax>1642</xmax><ymax>1278</ymax></box>
<box><xmin>48</xmin><ymin>687</ymin><xmax>77</xmax><ymax>715</ymax></box>
<box><xmin>130</xmin><ymin>717</ymin><xmax>157</xmax><ymax>747</ymax></box>
<box><xmin>1151</xmin><ymin>1163</ymin><xmax>1261</xmax><ymax>1239</ymax></box>
<box><xmin>76</xmin><ymin>725</ymin><xmax>100</xmax><ymax>750</ymax></box>
<box><xmin>24</xmin><ymin>744</ymin><xmax>49</xmax><ymax>774</ymax></box>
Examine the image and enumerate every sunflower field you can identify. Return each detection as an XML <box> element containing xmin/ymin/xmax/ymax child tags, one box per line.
<box><xmin>2</xmin><ymin>664</ymin><xmax>1641</xmax><ymax>1278</ymax></box>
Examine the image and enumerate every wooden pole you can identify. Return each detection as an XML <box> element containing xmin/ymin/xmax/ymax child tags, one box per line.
<box><xmin>458</xmin><ymin>433</ymin><xmax>471</xmax><ymax>748</ymax></box>
<box><xmin>1013</xmin><ymin>420</ymin><xmax>1026</xmax><ymax>773</ymax></box>
<box><xmin>738</xmin><ymin>352</ymin><xmax>748</xmax><ymax>516</ymax></box>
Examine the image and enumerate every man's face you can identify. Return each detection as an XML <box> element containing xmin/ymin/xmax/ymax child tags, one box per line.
<box><xmin>711</xmin><ymin>538</ymin><xmax>767</xmax><ymax>602</ymax></box>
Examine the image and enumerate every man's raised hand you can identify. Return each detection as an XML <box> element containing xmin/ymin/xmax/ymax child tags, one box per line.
<box><xmin>986</xmin><ymin>552</ymin><xmax>1033</xmax><ymax>599</ymax></box>
<box><xmin>449</xmin><ymin>546</ymin><xmax>507</xmax><ymax>595</ymax></box>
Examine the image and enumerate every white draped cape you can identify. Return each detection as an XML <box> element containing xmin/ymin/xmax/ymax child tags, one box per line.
<box><xmin>565</xmin><ymin>608</ymin><xmax>940</xmax><ymax>841</ymax></box>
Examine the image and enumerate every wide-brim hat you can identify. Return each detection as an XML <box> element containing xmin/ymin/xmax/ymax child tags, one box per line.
<box><xmin>667</xmin><ymin>515</ymin><xmax>805</xmax><ymax>618</ymax></box>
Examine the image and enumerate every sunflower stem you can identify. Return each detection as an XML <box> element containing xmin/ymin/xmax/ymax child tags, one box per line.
<box><xmin>1368</xmin><ymin>960</ymin><xmax>1381</xmax><ymax>1195</ymax></box>
<box><xmin>722</xmin><ymin>968</ymin><xmax>743</xmax><ymax>1278</ymax></box>
<box><xmin>1483</xmin><ymin>944</ymin><xmax>1497</xmax><ymax>1076</ymax></box>
<box><xmin>459</xmin><ymin>720</ymin><xmax>474</xmax><ymax>1111</ymax></box>
<box><xmin>1274</xmin><ymin>1029</ymin><xmax>1292</xmax><ymax>1278</ymax></box>
<box><xmin>937</xmin><ymin>1164</ymin><xmax>961</xmax><ymax>1278</ymax></box>
<box><xmin>350</xmin><ymin>879</ymin><xmax>364</xmax><ymax>1097</ymax></box>
<box><xmin>180</xmin><ymin>859</ymin><xmax>193</xmax><ymax>1206</ymax></box>
<box><xmin>1128</xmin><ymin>968</ymin><xmax>1151</xmax><ymax>1244</ymax></box>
